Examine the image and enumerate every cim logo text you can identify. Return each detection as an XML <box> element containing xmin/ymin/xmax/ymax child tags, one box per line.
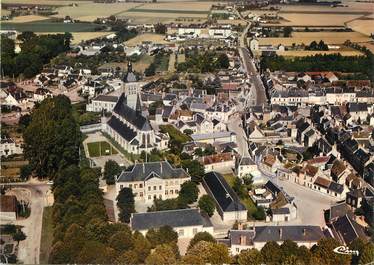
<box><xmin>333</xmin><ymin>246</ymin><xmax>359</xmax><ymax>256</ymax></box>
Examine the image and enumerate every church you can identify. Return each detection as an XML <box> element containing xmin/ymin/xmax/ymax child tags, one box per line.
<box><xmin>103</xmin><ymin>62</ymin><xmax>169</xmax><ymax>154</ymax></box>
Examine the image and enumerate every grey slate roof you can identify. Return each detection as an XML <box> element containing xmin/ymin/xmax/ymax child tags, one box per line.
<box><xmin>113</xmin><ymin>94</ymin><xmax>152</xmax><ymax>131</ymax></box>
<box><xmin>130</xmin><ymin>208</ymin><xmax>212</xmax><ymax>231</ymax></box>
<box><xmin>331</xmin><ymin>214</ymin><xmax>367</xmax><ymax>245</ymax></box>
<box><xmin>239</xmin><ymin>156</ymin><xmax>256</xmax><ymax>166</ymax></box>
<box><xmin>254</xmin><ymin>225</ymin><xmax>324</xmax><ymax>242</ymax></box>
<box><xmin>203</xmin><ymin>172</ymin><xmax>246</xmax><ymax>212</ymax></box>
<box><xmin>107</xmin><ymin>116</ymin><xmax>136</xmax><ymax>141</ymax></box>
<box><xmin>117</xmin><ymin>161</ymin><xmax>189</xmax><ymax>182</ymax></box>
<box><xmin>271</xmin><ymin>207</ymin><xmax>290</xmax><ymax>215</ymax></box>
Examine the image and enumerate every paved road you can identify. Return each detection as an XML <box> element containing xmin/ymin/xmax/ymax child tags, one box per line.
<box><xmin>227</xmin><ymin>113</ymin><xmax>250</xmax><ymax>157</ymax></box>
<box><xmin>2</xmin><ymin>181</ymin><xmax>52</xmax><ymax>264</ymax></box>
<box><xmin>238</xmin><ymin>47</ymin><xmax>267</xmax><ymax>106</ymax></box>
<box><xmin>276</xmin><ymin>178</ymin><xmax>337</xmax><ymax>227</ymax></box>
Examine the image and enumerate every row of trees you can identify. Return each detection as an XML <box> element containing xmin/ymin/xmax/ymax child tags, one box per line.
<box><xmin>260</xmin><ymin>53</ymin><xmax>374</xmax><ymax>82</ymax></box>
<box><xmin>305</xmin><ymin>40</ymin><xmax>329</xmax><ymax>51</ymax></box>
<box><xmin>1</xmin><ymin>32</ymin><xmax>72</xmax><ymax>78</ymax></box>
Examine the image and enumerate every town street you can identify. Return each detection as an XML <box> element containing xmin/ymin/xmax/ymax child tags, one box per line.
<box><xmin>227</xmin><ymin>113</ymin><xmax>250</xmax><ymax>157</ymax></box>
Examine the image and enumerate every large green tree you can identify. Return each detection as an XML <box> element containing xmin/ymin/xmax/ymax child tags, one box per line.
<box><xmin>146</xmin><ymin>226</ymin><xmax>178</xmax><ymax>247</ymax></box>
<box><xmin>23</xmin><ymin>96</ymin><xmax>81</xmax><ymax>178</ymax></box>
<box><xmin>238</xmin><ymin>248</ymin><xmax>263</xmax><ymax>265</ymax></box>
<box><xmin>116</xmin><ymin>187</ymin><xmax>135</xmax><ymax>223</ymax></box>
<box><xmin>198</xmin><ymin>195</ymin><xmax>215</xmax><ymax>217</ymax></box>
<box><xmin>179</xmin><ymin>181</ymin><xmax>199</xmax><ymax>204</ymax></box>
<box><xmin>104</xmin><ymin>160</ymin><xmax>122</xmax><ymax>185</ymax></box>
<box><xmin>188</xmin><ymin>232</ymin><xmax>216</xmax><ymax>249</ymax></box>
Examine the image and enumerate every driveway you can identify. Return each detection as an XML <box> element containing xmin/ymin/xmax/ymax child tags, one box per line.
<box><xmin>2</xmin><ymin>180</ymin><xmax>52</xmax><ymax>264</ymax></box>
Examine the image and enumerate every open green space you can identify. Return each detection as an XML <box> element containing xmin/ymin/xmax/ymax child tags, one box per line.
<box><xmin>39</xmin><ymin>207</ymin><xmax>54</xmax><ymax>265</ymax></box>
<box><xmin>223</xmin><ymin>173</ymin><xmax>257</xmax><ymax>216</ymax></box>
<box><xmin>160</xmin><ymin>124</ymin><xmax>191</xmax><ymax>143</ymax></box>
<box><xmin>1</xmin><ymin>20</ymin><xmax>106</xmax><ymax>32</ymax></box>
<box><xmin>87</xmin><ymin>141</ymin><xmax>118</xmax><ymax>157</ymax></box>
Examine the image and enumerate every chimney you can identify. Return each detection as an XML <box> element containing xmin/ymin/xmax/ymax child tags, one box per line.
<box><xmin>143</xmin><ymin>163</ymin><xmax>145</xmax><ymax>174</ymax></box>
<box><xmin>279</xmin><ymin>228</ymin><xmax>282</xmax><ymax>239</ymax></box>
<box><xmin>160</xmin><ymin>162</ymin><xmax>163</xmax><ymax>174</ymax></box>
<box><xmin>303</xmin><ymin>228</ymin><xmax>306</xmax><ymax>236</ymax></box>
<box><xmin>240</xmin><ymin>235</ymin><xmax>247</xmax><ymax>246</ymax></box>
<box><xmin>238</xmin><ymin>222</ymin><xmax>243</xmax><ymax>230</ymax></box>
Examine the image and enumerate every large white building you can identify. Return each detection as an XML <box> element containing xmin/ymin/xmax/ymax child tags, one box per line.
<box><xmin>115</xmin><ymin>161</ymin><xmax>191</xmax><ymax>202</ymax></box>
<box><xmin>130</xmin><ymin>208</ymin><xmax>214</xmax><ymax>238</ymax></box>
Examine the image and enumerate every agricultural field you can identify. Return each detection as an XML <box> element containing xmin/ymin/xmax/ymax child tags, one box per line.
<box><xmin>1</xmin><ymin>0</ymin><xmax>90</xmax><ymax>5</ymax></box>
<box><xmin>99</xmin><ymin>54</ymin><xmax>154</xmax><ymax>73</ymax></box>
<box><xmin>7</xmin><ymin>15</ymin><xmax>50</xmax><ymax>23</ymax></box>
<box><xmin>1</xmin><ymin>20</ymin><xmax>104</xmax><ymax>32</ymax></box>
<box><xmin>52</xmin><ymin>2</ymin><xmax>141</xmax><ymax>22</ymax></box>
<box><xmin>125</xmin><ymin>33</ymin><xmax>167</xmax><ymax>47</ymax></box>
<box><xmin>275</xmin><ymin>13</ymin><xmax>363</xmax><ymax>26</ymax></box>
<box><xmin>258</xmin><ymin>31</ymin><xmax>372</xmax><ymax>46</ymax></box>
<box><xmin>132</xmin><ymin>1</ymin><xmax>214</xmax><ymax>11</ymax></box>
<box><xmin>275</xmin><ymin>2</ymin><xmax>374</xmax><ymax>14</ymax></box>
<box><xmin>1</xmin><ymin>9</ymin><xmax>11</xmax><ymax>16</ymax></box>
<box><xmin>347</xmin><ymin>19</ymin><xmax>374</xmax><ymax>36</ymax></box>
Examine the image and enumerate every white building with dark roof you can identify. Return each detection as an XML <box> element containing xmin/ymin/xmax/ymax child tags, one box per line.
<box><xmin>86</xmin><ymin>95</ymin><xmax>119</xmax><ymax>112</ymax></box>
<box><xmin>222</xmin><ymin>225</ymin><xmax>325</xmax><ymax>255</ymax></box>
<box><xmin>115</xmin><ymin>161</ymin><xmax>191</xmax><ymax>202</ymax></box>
<box><xmin>130</xmin><ymin>208</ymin><xmax>213</xmax><ymax>238</ymax></box>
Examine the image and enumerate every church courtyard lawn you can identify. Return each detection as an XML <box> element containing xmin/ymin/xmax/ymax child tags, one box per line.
<box><xmin>87</xmin><ymin>141</ymin><xmax>118</xmax><ymax>157</ymax></box>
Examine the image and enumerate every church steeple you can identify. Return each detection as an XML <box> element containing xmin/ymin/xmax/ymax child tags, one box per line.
<box><xmin>127</xmin><ymin>61</ymin><xmax>132</xmax><ymax>73</ymax></box>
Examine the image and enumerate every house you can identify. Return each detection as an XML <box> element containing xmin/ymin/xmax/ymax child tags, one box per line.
<box><xmin>191</xmin><ymin>131</ymin><xmax>236</xmax><ymax>144</ymax></box>
<box><xmin>236</xmin><ymin>156</ymin><xmax>257</xmax><ymax>178</ymax></box>
<box><xmin>130</xmin><ymin>208</ymin><xmax>213</xmax><ymax>238</ymax></box>
<box><xmin>104</xmin><ymin>93</ymin><xmax>168</xmax><ymax>154</ymax></box>
<box><xmin>313</xmin><ymin>177</ymin><xmax>346</xmax><ymax>199</ymax></box>
<box><xmin>222</xmin><ymin>225</ymin><xmax>325</xmax><ymax>255</ymax></box>
<box><xmin>86</xmin><ymin>95</ymin><xmax>119</xmax><ymax>112</ymax></box>
<box><xmin>200</xmin><ymin>153</ymin><xmax>235</xmax><ymax>173</ymax></box>
<box><xmin>349</xmin><ymin>103</ymin><xmax>368</xmax><ymax>122</ymax></box>
<box><xmin>115</xmin><ymin>161</ymin><xmax>191</xmax><ymax>203</ymax></box>
<box><xmin>0</xmin><ymin>195</ymin><xmax>17</xmax><ymax>221</ymax></box>
<box><xmin>0</xmin><ymin>138</ymin><xmax>23</xmax><ymax>157</ymax></box>
<box><xmin>202</xmin><ymin>171</ymin><xmax>247</xmax><ymax>222</ymax></box>
<box><xmin>33</xmin><ymin>87</ymin><xmax>53</xmax><ymax>102</ymax></box>
<box><xmin>330</xmin><ymin>214</ymin><xmax>368</xmax><ymax>245</ymax></box>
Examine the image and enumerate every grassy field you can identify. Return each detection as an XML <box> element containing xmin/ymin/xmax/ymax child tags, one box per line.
<box><xmin>258</xmin><ymin>31</ymin><xmax>371</xmax><ymax>46</ymax></box>
<box><xmin>39</xmin><ymin>207</ymin><xmax>54</xmax><ymax>265</ymax></box>
<box><xmin>156</xmin><ymin>54</ymin><xmax>170</xmax><ymax>72</ymax></box>
<box><xmin>1</xmin><ymin>20</ymin><xmax>104</xmax><ymax>32</ymax></box>
<box><xmin>134</xmin><ymin>1</ymin><xmax>213</xmax><ymax>11</ymax></box>
<box><xmin>275</xmin><ymin>2</ymin><xmax>374</xmax><ymax>13</ymax></box>
<box><xmin>1</xmin><ymin>0</ymin><xmax>91</xmax><ymax>5</ymax></box>
<box><xmin>87</xmin><ymin>141</ymin><xmax>118</xmax><ymax>157</ymax></box>
<box><xmin>99</xmin><ymin>54</ymin><xmax>154</xmax><ymax>73</ymax></box>
<box><xmin>125</xmin><ymin>33</ymin><xmax>167</xmax><ymax>46</ymax></box>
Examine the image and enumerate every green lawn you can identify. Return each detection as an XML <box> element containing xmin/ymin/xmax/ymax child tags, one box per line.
<box><xmin>1</xmin><ymin>21</ymin><xmax>106</xmax><ymax>32</ymax></box>
<box><xmin>39</xmin><ymin>207</ymin><xmax>53</xmax><ymax>264</ymax></box>
<box><xmin>127</xmin><ymin>8</ymin><xmax>209</xmax><ymax>14</ymax></box>
<box><xmin>223</xmin><ymin>173</ymin><xmax>257</xmax><ymax>216</ymax></box>
<box><xmin>87</xmin><ymin>141</ymin><xmax>118</xmax><ymax>157</ymax></box>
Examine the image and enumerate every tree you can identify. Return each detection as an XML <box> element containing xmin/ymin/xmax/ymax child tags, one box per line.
<box><xmin>116</xmin><ymin>187</ymin><xmax>135</xmax><ymax>223</ymax></box>
<box><xmin>132</xmin><ymin>231</ymin><xmax>151</xmax><ymax>263</ymax></box>
<box><xmin>108</xmin><ymin>229</ymin><xmax>134</xmax><ymax>253</ymax></box>
<box><xmin>146</xmin><ymin>226</ymin><xmax>178</xmax><ymax>247</ymax></box>
<box><xmin>77</xmin><ymin>241</ymin><xmax>115</xmax><ymax>264</ymax></box>
<box><xmin>183</xmin><ymin>129</ymin><xmax>193</xmax><ymax>136</ymax></box>
<box><xmin>312</xmin><ymin>238</ymin><xmax>351</xmax><ymax>265</ymax></box>
<box><xmin>181</xmin><ymin>159</ymin><xmax>205</xmax><ymax>183</ymax></box>
<box><xmin>358</xmin><ymin>243</ymin><xmax>374</xmax><ymax>265</ymax></box>
<box><xmin>238</xmin><ymin>248</ymin><xmax>263</xmax><ymax>265</ymax></box>
<box><xmin>179</xmin><ymin>181</ymin><xmax>199</xmax><ymax>204</ymax></box>
<box><xmin>280</xmin><ymin>240</ymin><xmax>299</xmax><ymax>259</ymax></box>
<box><xmin>12</xmin><ymin>229</ymin><xmax>26</xmax><ymax>245</ymax></box>
<box><xmin>217</xmin><ymin>53</ymin><xmax>230</xmax><ymax>69</ymax></box>
<box><xmin>145</xmin><ymin>244</ymin><xmax>178</xmax><ymax>265</ymax></box>
<box><xmin>188</xmin><ymin>232</ymin><xmax>216</xmax><ymax>249</ymax></box>
<box><xmin>283</xmin><ymin>26</ymin><xmax>293</xmax><ymax>37</ymax></box>
<box><xmin>154</xmin><ymin>23</ymin><xmax>167</xmax><ymax>34</ymax></box>
<box><xmin>23</xmin><ymin>96</ymin><xmax>81</xmax><ymax>178</ymax></box>
<box><xmin>198</xmin><ymin>195</ymin><xmax>215</xmax><ymax>217</ymax></box>
<box><xmin>252</xmin><ymin>206</ymin><xmax>266</xmax><ymax>220</ymax></box>
<box><xmin>115</xmin><ymin>250</ymin><xmax>138</xmax><ymax>264</ymax></box>
<box><xmin>261</xmin><ymin>241</ymin><xmax>282</xmax><ymax>264</ymax></box>
<box><xmin>20</xmin><ymin>164</ymin><xmax>33</xmax><ymax>180</ymax></box>
<box><xmin>104</xmin><ymin>160</ymin><xmax>122</xmax><ymax>185</ymax></box>
<box><xmin>183</xmin><ymin>241</ymin><xmax>231</xmax><ymax>265</ymax></box>
<box><xmin>233</xmin><ymin>177</ymin><xmax>246</xmax><ymax>198</ymax></box>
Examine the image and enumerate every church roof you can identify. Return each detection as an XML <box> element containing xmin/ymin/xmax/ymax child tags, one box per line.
<box><xmin>113</xmin><ymin>94</ymin><xmax>152</xmax><ymax>131</ymax></box>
